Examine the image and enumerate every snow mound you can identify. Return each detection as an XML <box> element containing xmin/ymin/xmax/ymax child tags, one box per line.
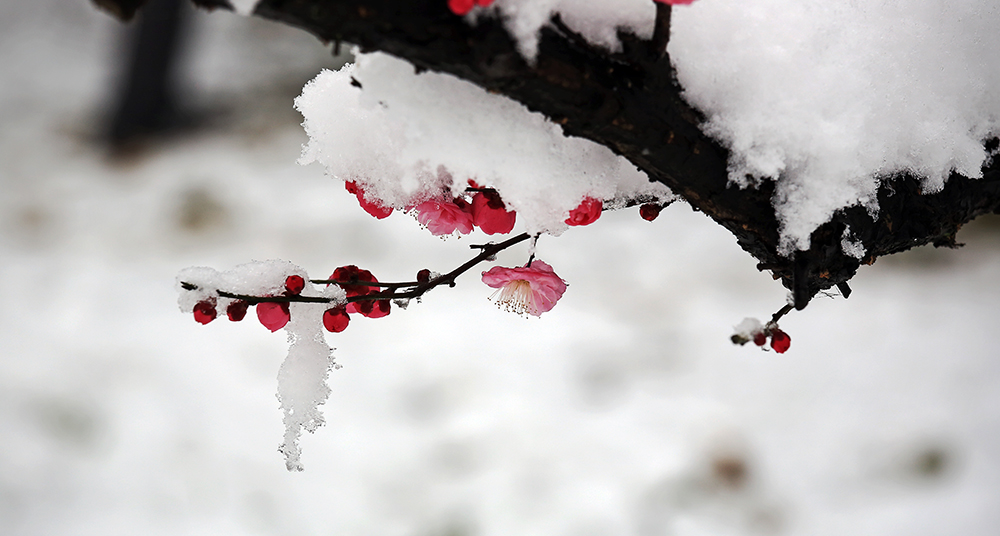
<box><xmin>491</xmin><ymin>0</ymin><xmax>1000</xmax><ymax>254</ymax></box>
<box><xmin>295</xmin><ymin>52</ymin><xmax>673</xmax><ymax>237</ymax></box>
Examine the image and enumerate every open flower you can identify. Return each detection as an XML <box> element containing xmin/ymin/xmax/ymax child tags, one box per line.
<box><xmin>414</xmin><ymin>198</ymin><xmax>475</xmax><ymax>235</ymax></box>
<box><xmin>565</xmin><ymin>197</ymin><xmax>603</xmax><ymax>226</ymax></box>
<box><xmin>481</xmin><ymin>260</ymin><xmax>567</xmax><ymax>316</ymax></box>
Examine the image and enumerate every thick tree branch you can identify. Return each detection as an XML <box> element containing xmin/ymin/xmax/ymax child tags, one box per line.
<box><xmin>99</xmin><ymin>0</ymin><xmax>1000</xmax><ymax>309</ymax></box>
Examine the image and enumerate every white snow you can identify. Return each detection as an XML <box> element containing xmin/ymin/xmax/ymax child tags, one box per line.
<box><xmin>484</xmin><ymin>0</ymin><xmax>1000</xmax><ymax>254</ymax></box>
<box><xmin>296</xmin><ymin>52</ymin><xmax>675</xmax><ymax>237</ymax></box>
<box><xmin>176</xmin><ymin>261</ymin><xmax>344</xmax><ymax>470</ymax></box>
<box><xmin>3</xmin><ymin>2</ymin><xmax>1000</xmax><ymax>536</ymax></box>
<box><xmin>277</xmin><ymin>300</ymin><xmax>337</xmax><ymax>472</ymax></box>
<box><xmin>228</xmin><ymin>0</ymin><xmax>260</xmax><ymax>16</ymax></box>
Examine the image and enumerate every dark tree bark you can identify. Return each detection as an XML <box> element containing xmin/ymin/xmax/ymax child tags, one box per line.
<box><xmin>95</xmin><ymin>0</ymin><xmax>1000</xmax><ymax>309</ymax></box>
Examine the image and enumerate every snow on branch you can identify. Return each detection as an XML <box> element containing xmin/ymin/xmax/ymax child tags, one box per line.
<box><xmin>90</xmin><ymin>0</ymin><xmax>1000</xmax><ymax>310</ymax></box>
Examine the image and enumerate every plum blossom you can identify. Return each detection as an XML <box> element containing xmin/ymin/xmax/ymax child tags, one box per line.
<box><xmin>481</xmin><ymin>260</ymin><xmax>567</xmax><ymax>316</ymax></box>
<box><xmin>414</xmin><ymin>198</ymin><xmax>475</xmax><ymax>235</ymax></box>
<box><xmin>346</xmin><ymin>181</ymin><xmax>393</xmax><ymax>219</ymax></box>
<box><xmin>565</xmin><ymin>197</ymin><xmax>603</xmax><ymax>226</ymax></box>
<box><xmin>330</xmin><ymin>265</ymin><xmax>391</xmax><ymax>319</ymax></box>
<box><xmin>471</xmin><ymin>189</ymin><xmax>516</xmax><ymax>235</ymax></box>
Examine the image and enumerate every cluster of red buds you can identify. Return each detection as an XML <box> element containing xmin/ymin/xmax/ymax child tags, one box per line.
<box><xmin>192</xmin><ymin>274</ymin><xmax>307</xmax><ymax>331</ymax></box>
<box><xmin>731</xmin><ymin>318</ymin><xmax>792</xmax><ymax>353</ymax></box>
<box><xmin>188</xmin><ymin>267</ymin><xmax>410</xmax><ymax>335</ymax></box>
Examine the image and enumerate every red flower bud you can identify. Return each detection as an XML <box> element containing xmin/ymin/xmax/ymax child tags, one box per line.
<box><xmin>346</xmin><ymin>181</ymin><xmax>393</xmax><ymax>219</ymax></box>
<box><xmin>284</xmin><ymin>275</ymin><xmax>305</xmax><ymax>295</ymax></box>
<box><xmin>193</xmin><ymin>299</ymin><xmax>217</xmax><ymax>324</ymax></box>
<box><xmin>769</xmin><ymin>328</ymin><xmax>791</xmax><ymax>353</ymax></box>
<box><xmin>471</xmin><ymin>190</ymin><xmax>516</xmax><ymax>235</ymax></box>
<box><xmin>639</xmin><ymin>203</ymin><xmax>662</xmax><ymax>221</ymax></box>
<box><xmin>226</xmin><ymin>300</ymin><xmax>249</xmax><ymax>322</ymax></box>
<box><xmin>566</xmin><ymin>197</ymin><xmax>603</xmax><ymax>226</ymax></box>
<box><xmin>323</xmin><ymin>307</ymin><xmax>350</xmax><ymax>333</ymax></box>
<box><xmin>257</xmin><ymin>302</ymin><xmax>290</xmax><ymax>332</ymax></box>
<box><xmin>331</xmin><ymin>265</ymin><xmax>378</xmax><ymax>297</ymax></box>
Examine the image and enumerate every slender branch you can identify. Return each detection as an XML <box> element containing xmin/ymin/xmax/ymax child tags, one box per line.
<box><xmin>769</xmin><ymin>303</ymin><xmax>794</xmax><ymax>325</ymax></box>
<box><xmin>180</xmin><ymin>232</ymin><xmax>533</xmax><ymax>306</ymax></box>
<box><xmin>361</xmin><ymin>232</ymin><xmax>532</xmax><ymax>302</ymax></box>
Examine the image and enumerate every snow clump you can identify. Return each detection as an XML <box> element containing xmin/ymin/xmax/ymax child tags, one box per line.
<box><xmin>487</xmin><ymin>0</ymin><xmax>1000</xmax><ymax>254</ymax></box>
<box><xmin>177</xmin><ymin>261</ymin><xmax>344</xmax><ymax>471</ymax></box>
<box><xmin>295</xmin><ymin>51</ymin><xmax>674</xmax><ymax>237</ymax></box>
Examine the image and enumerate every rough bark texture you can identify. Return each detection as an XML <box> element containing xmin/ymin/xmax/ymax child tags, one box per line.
<box><xmin>96</xmin><ymin>0</ymin><xmax>1000</xmax><ymax>309</ymax></box>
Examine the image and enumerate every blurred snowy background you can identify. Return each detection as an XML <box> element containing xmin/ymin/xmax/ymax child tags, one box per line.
<box><xmin>2</xmin><ymin>1</ymin><xmax>1000</xmax><ymax>535</ymax></box>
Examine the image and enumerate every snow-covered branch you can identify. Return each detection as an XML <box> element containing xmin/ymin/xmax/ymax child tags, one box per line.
<box><xmin>97</xmin><ymin>0</ymin><xmax>1000</xmax><ymax>310</ymax></box>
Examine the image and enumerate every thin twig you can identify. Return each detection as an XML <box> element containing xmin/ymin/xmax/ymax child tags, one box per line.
<box><xmin>770</xmin><ymin>303</ymin><xmax>794</xmax><ymax>325</ymax></box>
<box><xmin>180</xmin><ymin>232</ymin><xmax>533</xmax><ymax>306</ymax></box>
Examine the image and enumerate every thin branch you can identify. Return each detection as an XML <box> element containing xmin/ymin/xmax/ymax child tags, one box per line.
<box><xmin>769</xmin><ymin>303</ymin><xmax>794</xmax><ymax>325</ymax></box>
<box><xmin>180</xmin><ymin>232</ymin><xmax>533</xmax><ymax>306</ymax></box>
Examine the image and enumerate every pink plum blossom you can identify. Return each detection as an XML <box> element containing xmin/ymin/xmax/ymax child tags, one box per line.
<box><xmin>414</xmin><ymin>198</ymin><xmax>475</xmax><ymax>235</ymax></box>
<box><xmin>481</xmin><ymin>260</ymin><xmax>567</xmax><ymax>316</ymax></box>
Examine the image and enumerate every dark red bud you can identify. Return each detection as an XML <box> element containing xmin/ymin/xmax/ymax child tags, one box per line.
<box><xmin>639</xmin><ymin>203</ymin><xmax>662</xmax><ymax>221</ymax></box>
<box><xmin>284</xmin><ymin>275</ymin><xmax>305</xmax><ymax>295</ymax></box>
<box><xmin>323</xmin><ymin>307</ymin><xmax>350</xmax><ymax>333</ymax></box>
<box><xmin>770</xmin><ymin>328</ymin><xmax>791</xmax><ymax>353</ymax></box>
<box><xmin>193</xmin><ymin>300</ymin><xmax>217</xmax><ymax>324</ymax></box>
<box><xmin>226</xmin><ymin>300</ymin><xmax>249</xmax><ymax>322</ymax></box>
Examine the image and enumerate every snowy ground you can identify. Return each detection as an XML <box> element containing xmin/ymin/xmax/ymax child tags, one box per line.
<box><xmin>2</xmin><ymin>2</ymin><xmax>1000</xmax><ymax>536</ymax></box>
